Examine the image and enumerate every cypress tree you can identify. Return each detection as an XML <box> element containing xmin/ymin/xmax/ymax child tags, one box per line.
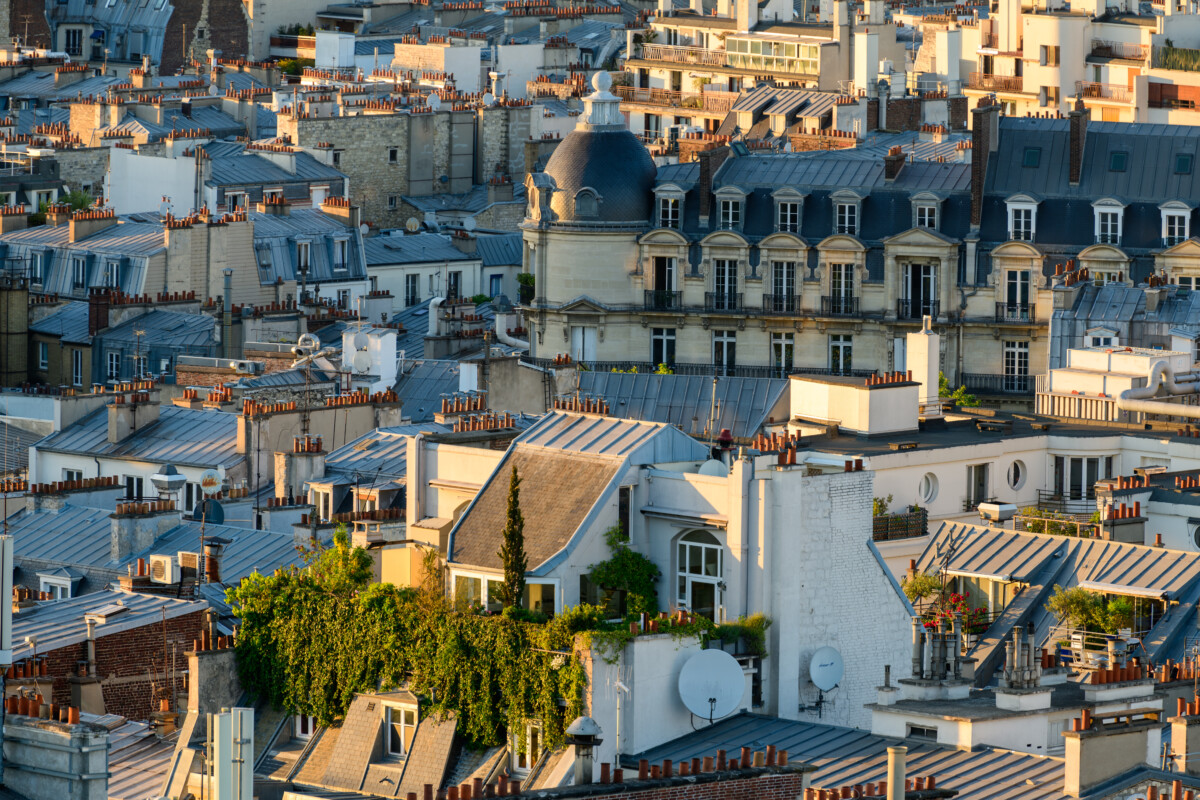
<box><xmin>497</xmin><ymin>465</ymin><xmax>527</xmax><ymax>608</ymax></box>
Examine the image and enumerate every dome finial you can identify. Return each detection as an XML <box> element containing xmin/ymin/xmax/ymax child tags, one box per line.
<box><xmin>592</xmin><ymin>71</ymin><xmax>611</xmax><ymax>93</ymax></box>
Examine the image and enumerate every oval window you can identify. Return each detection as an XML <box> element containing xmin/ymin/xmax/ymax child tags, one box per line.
<box><xmin>1008</xmin><ymin>460</ymin><xmax>1026</xmax><ymax>490</ymax></box>
<box><xmin>919</xmin><ymin>473</ymin><xmax>938</xmax><ymax>504</ymax></box>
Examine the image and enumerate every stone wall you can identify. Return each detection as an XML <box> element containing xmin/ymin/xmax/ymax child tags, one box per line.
<box><xmin>160</xmin><ymin>0</ymin><xmax>249</xmax><ymax>74</ymax></box>
<box><xmin>53</xmin><ymin>149</ymin><xmax>110</xmax><ymax>198</ymax></box>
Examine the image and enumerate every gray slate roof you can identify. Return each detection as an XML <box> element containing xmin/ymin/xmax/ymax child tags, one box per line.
<box><xmin>363</xmin><ymin>232</ymin><xmax>476</xmax><ymax>267</ymax></box>
<box><xmin>475</xmin><ymin>233</ymin><xmax>522</xmax><ymax>267</ymax></box>
<box><xmin>393</xmin><ymin>360</ymin><xmax>460</xmax><ymax>421</ymax></box>
<box><xmin>30</xmin><ymin>301</ymin><xmax>92</xmax><ymax>344</ymax></box>
<box><xmin>35</xmin><ymin>404</ymin><xmax>242</xmax><ymax>468</ymax></box>
<box><xmin>102</xmin><ymin>309</ymin><xmax>217</xmax><ymax>349</ymax></box>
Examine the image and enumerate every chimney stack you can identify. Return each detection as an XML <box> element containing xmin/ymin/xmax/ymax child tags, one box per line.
<box><xmin>885</xmin><ymin>746</ymin><xmax>906</xmax><ymax>800</ymax></box>
<box><xmin>88</xmin><ymin>288</ymin><xmax>110</xmax><ymax>336</ymax></box>
<box><xmin>1069</xmin><ymin>96</ymin><xmax>1088</xmax><ymax>186</ymax></box>
<box><xmin>883</xmin><ymin>146</ymin><xmax>905</xmax><ymax>182</ymax></box>
<box><xmin>970</xmin><ymin>100</ymin><xmax>1000</xmax><ymax>227</ymax></box>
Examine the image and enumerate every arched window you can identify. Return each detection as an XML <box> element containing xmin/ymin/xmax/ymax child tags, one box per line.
<box><xmin>677</xmin><ymin>530</ymin><xmax>723</xmax><ymax>620</ymax></box>
<box><xmin>575</xmin><ymin>190</ymin><xmax>599</xmax><ymax>219</ymax></box>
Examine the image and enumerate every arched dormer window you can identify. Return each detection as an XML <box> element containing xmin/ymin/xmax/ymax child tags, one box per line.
<box><xmin>831</xmin><ymin>189</ymin><xmax>864</xmax><ymax>236</ymax></box>
<box><xmin>655</xmin><ymin>182</ymin><xmax>685</xmax><ymax>229</ymax></box>
<box><xmin>574</xmin><ymin>189</ymin><xmax>600</xmax><ymax>219</ymax></box>
<box><xmin>1005</xmin><ymin>194</ymin><xmax>1040</xmax><ymax>242</ymax></box>
<box><xmin>772</xmin><ymin>187</ymin><xmax>805</xmax><ymax>234</ymax></box>
<box><xmin>714</xmin><ymin>185</ymin><xmax>747</xmax><ymax>232</ymax></box>
<box><xmin>1092</xmin><ymin>198</ymin><xmax>1125</xmax><ymax>246</ymax></box>
<box><xmin>910</xmin><ymin>191</ymin><xmax>943</xmax><ymax>231</ymax></box>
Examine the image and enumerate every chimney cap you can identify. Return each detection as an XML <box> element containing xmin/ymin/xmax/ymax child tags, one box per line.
<box><xmin>565</xmin><ymin>715</ymin><xmax>603</xmax><ymax>742</ymax></box>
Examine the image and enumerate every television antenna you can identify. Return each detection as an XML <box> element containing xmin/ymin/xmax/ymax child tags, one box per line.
<box><xmin>677</xmin><ymin>648</ymin><xmax>745</xmax><ymax>725</ymax></box>
<box><xmin>800</xmin><ymin>646</ymin><xmax>844</xmax><ymax>718</ymax></box>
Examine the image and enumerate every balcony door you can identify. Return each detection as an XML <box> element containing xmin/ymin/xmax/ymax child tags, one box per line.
<box><xmin>570</xmin><ymin>326</ymin><xmax>597</xmax><ymax>362</ymax></box>
<box><xmin>713</xmin><ymin>259</ymin><xmax>738</xmax><ymax>310</ymax></box>
<box><xmin>901</xmin><ymin>263</ymin><xmax>938</xmax><ymax>319</ymax></box>
<box><xmin>830</xmin><ymin>262</ymin><xmax>854</xmax><ymax>314</ymax></box>
<box><xmin>1005</xmin><ymin>270</ymin><xmax>1030</xmax><ymax>318</ymax></box>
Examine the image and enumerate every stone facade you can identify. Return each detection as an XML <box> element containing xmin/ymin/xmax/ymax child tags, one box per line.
<box><xmin>53</xmin><ymin>148</ymin><xmax>110</xmax><ymax>199</ymax></box>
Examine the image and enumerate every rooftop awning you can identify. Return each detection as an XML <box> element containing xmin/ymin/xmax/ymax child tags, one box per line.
<box><xmin>1077</xmin><ymin>580</ymin><xmax>1168</xmax><ymax>600</ymax></box>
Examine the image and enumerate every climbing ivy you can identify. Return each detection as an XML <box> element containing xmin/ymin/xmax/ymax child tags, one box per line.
<box><xmin>228</xmin><ymin>538</ymin><xmax>588</xmax><ymax>750</ymax></box>
<box><xmin>586</xmin><ymin>526</ymin><xmax>661</xmax><ymax>614</ymax></box>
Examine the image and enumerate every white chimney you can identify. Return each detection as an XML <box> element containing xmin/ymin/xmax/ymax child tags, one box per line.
<box><xmin>907</xmin><ymin>315</ymin><xmax>941</xmax><ymax>416</ymax></box>
<box><xmin>886</xmin><ymin>746</ymin><xmax>906</xmax><ymax>800</ymax></box>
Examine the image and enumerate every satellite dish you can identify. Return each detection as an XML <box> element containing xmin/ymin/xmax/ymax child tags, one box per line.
<box><xmin>462</xmin><ymin>217</ymin><xmax>476</xmax><ymax>232</ymax></box>
<box><xmin>352</xmin><ymin>350</ymin><xmax>372</xmax><ymax>373</ymax></box>
<box><xmin>428</xmin><ymin>94</ymin><xmax>442</xmax><ymax>111</ymax></box>
<box><xmin>697</xmin><ymin>459</ymin><xmax>729</xmax><ymax>477</ymax></box>
<box><xmin>405</xmin><ymin>217</ymin><xmax>420</xmax><ymax>233</ymax></box>
<box><xmin>298</xmin><ymin>333</ymin><xmax>320</xmax><ymax>350</ymax></box>
<box><xmin>199</xmin><ymin>469</ymin><xmax>223</xmax><ymax>497</ymax></box>
<box><xmin>677</xmin><ymin>649</ymin><xmax>745</xmax><ymax>721</ymax></box>
<box><xmin>809</xmin><ymin>646</ymin><xmax>844</xmax><ymax>692</ymax></box>
<box><xmin>482</xmin><ymin>92</ymin><xmax>496</xmax><ymax>106</ymax></box>
<box><xmin>353</xmin><ymin>331</ymin><xmax>369</xmax><ymax>349</ymax></box>
<box><xmin>192</xmin><ymin>498</ymin><xmax>224</xmax><ymax>525</ymax></box>
<box><xmin>359</xmin><ymin>223</ymin><xmax>369</xmax><ymax>235</ymax></box>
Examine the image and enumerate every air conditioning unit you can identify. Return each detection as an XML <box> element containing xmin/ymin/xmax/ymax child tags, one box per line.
<box><xmin>230</xmin><ymin>360</ymin><xmax>263</xmax><ymax>375</ymax></box>
<box><xmin>178</xmin><ymin>551</ymin><xmax>200</xmax><ymax>573</ymax></box>
<box><xmin>149</xmin><ymin>554</ymin><xmax>179</xmax><ymax>584</ymax></box>
<box><xmin>978</xmin><ymin>502</ymin><xmax>1017</xmax><ymax>524</ymax></box>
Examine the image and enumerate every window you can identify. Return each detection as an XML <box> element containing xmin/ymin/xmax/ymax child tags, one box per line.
<box><xmin>1009</xmin><ymin>206</ymin><xmax>1034</xmax><ymax>241</ymax></box>
<box><xmin>447</xmin><ymin>271</ymin><xmax>461</xmax><ymax>300</ymax></box>
<box><xmin>29</xmin><ymin>252</ymin><xmax>43</xmax><ymax>284</ymax></box>
<box><xmin>1040</xmin><ymin>45</ymin><xmax>1060</xmax><ymax>66</ymax></box>
<box><xmin>830</xmin><ymin>333</ymin><xmax>852</xmax><ymax>374</ymax></box>
<box><xmin>332</xmin><ymin>150</ymin><xmax>343</xmax><ymax>167</ymax></box>
<box><xmin>777</xmin><ymin>201</ymin><xmax>800</xmax><ymax>233</ymax></box>
<box><xmin>1001</xmin><ymin>270</ymin><xmax>1031</xmax><ymax>320</ymax></box>
<box><xmin>836</xmin><ymin>203</ymin><xmax>857</xmax><ymax>235</ymax></box>
<box><xmin>676</xmin><ymin>530</ymin><xmax>723</xmax><ymax>620</ymax></box>
<box><xmin>39</xmin><ymin>579</ymin><xmax>71</xmax><ymax>600</ymax></box>
<box><xmin>405</xmin><ymin>274</ymin><xmax>420</xmax><ymax>306</ymax></box>
<box><xmin>103</xmin><ymin>261</ymin><xmax>120</xmax><ymax>288</ymax></box>
<box><xmin>489</xmin><ymin>274</ymin><xmax>502</xmax><ymax>297</ymax></box>
<box><xmin>1178</xmin><ymin>276</ymin><xmax>1198</xmax><ymax>291</ymax></box>
<box><xmin>1177</xmin><ymin>154</ymin><xmax>1194</xmax><ymax>175</ymax></box>
<box><xmin>1041</xmin><ymin>86</ymin><xmax>1060</xmax><ymax>107</ymax></box>
<box><xmin>124</xmin><ymin>475</ymin><xmax>144</xmax><ymax>500</ymax></box>
<box><xmin>263</xmin><ymin>189</ymin><xmax>282</xmax><ymax>202</ymax></box>
<box><xmin>575</xmin><ymin>190</ymin><xmax>598</xmax><ymax>218</ymax></box>
<box><xmin>618</xmin><ymin>486</ymin><xmax>632</xmax><ymax>541</ymax></box>
<box><xmin>387</xmin><ymin>196</ymin><xmax>398</xmax><ymax>209</ymax></box>
<box><xmin>454</xmin><ymin>575</ymin><xmax>482</xmax><ymax>608</ymax></box>
<box><xmin>184</xmin><ymin>482</ymin><xmax>201</xmax><ymax>512</ymax></box>
<box><xmin>1003</xmin><ymin>340</ymin><xmax>1029</xmax><ymax>393</ymax></box>
<box><xmin>72</xmin><ymin>257</ymin><xmax>87</xmax><ymax>289</ymax></box>
<box><xmin>107</xmin><ymin>352</ymin><xmax>121</xmax><ymax>381</ymax></box>
<box><xmin>908</xmin><ymin>725</ymin><xmax>938</xmax><ymax>741</ymax></box>
<box><xmin>513</xmin><ymin>723</ymin><xmax>543</xmax><ymax>773</ymax></box>
<box><xmin>37</xmin><ymin>342</ymin><xmax>48</xmax><ymax>370</ymax></box>
<box><xmin>333</xmin><ymin>239</ymin><xmax>347</xmax><ymax>270</ymax></box>
<box><xmin>771</xmin><ymin>332</ymin><xmax>793</xmax><ymax>378</ymax></box>
<box><xmin>386</xmin><ymin>706</ymin><xmax>417</xmax><ymax>756</ymax></box>
<box><xmin>719</xmin><ymin>198</ymin><xmax>741</xmax><ymax>229</ymax></box>
<box><xmin>651</xmin><ymin>327</ymin><xmax>675</xmax><ymax>367</ymax></box>
<box><xmin>919</xmin><ymin>473</ymin><xmax>938</xmax><ymax>503</ymax></box>
<box><xmin>1023</xmin><ymin>148</ymin><xmax>1041</xmax><ymax>168</ymax></box>
<box><xmin>1109</xmin><ymin>152</ymin><xmax>1128</xmax><ymax>172</ymax></box>
<box><xmin>226</xmin><ymin>192</ymin><xmax>245</xmax><ymax>211</ymax></box>
<box><xmin>388</xmin><ymin>147</ymin><xmax>399</xmax><ymax>163</ymax></box>
<box><xmin>658</xmin><ymin>196</ymin><xmax>680</xmax><ymax>228</ymax></box>
<box><xmin>767</xmin><ymin>261</ymin><xmax>796</xmax><ymax>313</ymax></box>
<box><xmin>916</xmin><ymin>205</ymin><xmax>938</xmax><ymax>229</ymax></box>
<box><xmin>1053</xmin><ymin>455</ymin><xmax>1103</xmax><ymax>500</ymax></box>
<box><xmin>135</xmin><ymin>356</ymin><xmax>147</xmax><ymax>378</ymax></box>
<box><xmin>712</xmin><ymin>259</ymin><xmax>738</xmax><ymax>310</ymax></box>
<box><xmin>1164</xmin><ymin>209</ymin><xmax>1190</xmax><ymax>246</ymax></box>
<box><xmin>1008</xmin><ymin>460</ymin><xmax>1026</xmax><ymax>490</ymax></box>
<box><xmin>71</xmin><ymin>349</ymin><xmax>83</xmax><ymax>386</ymax></box>
<box><xmin>336</xmin><ymin>289</ymin><xmax>350</xmax><ymax>308</ymax></box>
<box><xmin>1092</xmin><ymin>269</ymin><xmax>1122</xmax><ymax>286</ymax></box>
<box><xmin>64</xmin><ymin>28</ymin><xmax>83</xmax><ymax>56</ymax></box>
<box><xmin>63</xmin><ymin>469</ymin><xmax>83</xmax><ymax>482</ymax></box>
<box><xmin>294</xmin><ymin>715</ymin><xmax>318</xmax><ymax>740</ymax></box>
<box><xmin>570</xmin><ymin>326</ymin><xmax>597</xmax><ymax>361</ymax></box>
<box><xmin>1088</xmin><ymin>330</ymin><xmax>1117</xmax><ymax>347</ymax></box>
<box><xmin>1096</xmin><ymin>208</ymin><xmax>1122</xmax><ymax>244</ymax></box>
<box><xmin>713</xmin><ymin>330</ymin><xmax>736</xmax><ymax>376</ymax></box>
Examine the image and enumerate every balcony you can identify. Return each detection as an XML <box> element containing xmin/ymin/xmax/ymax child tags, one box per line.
<box><xmin>961</xmin><ymin>373</ymin><xmax>1033</xmax><ymax>395</ymax></box>
<box><xmin>1076</xmin><ymin>81</ymin><xmax>1132</xmax><ymax>103</ymax></box>
<box><xmin>705</xmin><ymin>292</ymin><xmax>742</xmax><ymax>313</ymax></box>
<box><xmin>1165</xmin><ymin>236</ymin><xmax>1188</xmax><ymax>247</ymax></box>
<box><xmin>821</xmin><ymin>295</ymin><xmax>859</xmax><ymax>316</ymax></box>
<box><xmin>644</xmin><ymin>289</ymin><xmax>683</xmax><ymax>311</ymax></box>
<box><xmin>1095</xmin><ymin>232</ymin><xmax>1122</xmax><ymax>245</ymax></box>
<box><xmin>995</xmin><ymin>303</ymin><xmax>1035</xmax><ymax>323</ymax></box>
<box><xmin>762</xmin><ymin>294</ymin><xmax>799</xmax><ymax>315</ymax></box>
<box><xmin>636</xmin><ymin>43</ymin><xmax>726</xmax><ymax>67</ymax></box>
<box><xmin>979</xmin><ymin>32</ymin><xmax>999</xmax><ymax>49</ymax></box>
<box><xmin>967</xmin><ymin>72</ymin><xmax>1023</xmax><ymax>92</ymax></box>
<box><xmin>1090</xmin><ymin>39</ymin><xmax>1148</xmax><ymax>61</ymax></box>
<box><xmin>872</xmin><ymin>507</ymin><xmax>929</xmax><ymax>542</ymax></box>
<box><xmin>613</xmin><ymin>86</ymin><xmax>738</xmax><ymax>114</ymax></box>
<box><xmin>896</xmin><ymin>299</ymin><xmax>939</xmax><ymax>320</ymax></box>
<box><xmin>1153</xmin><ymin>44</ymin><xmax>1200</xmax><ymax>73</ymax></box>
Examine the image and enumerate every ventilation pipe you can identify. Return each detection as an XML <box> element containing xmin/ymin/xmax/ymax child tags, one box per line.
<box><xmin>1116</xmin><ymin>360</ymin><xmax>1200</xmax><ymax>419</ymax></box>
<box><xmin>495</xmin><ymin>316</ymin><xmax>529</xmax><ymax>350</ymax></box>
<box><xmin>886</xmin><ymin>746</ymin><xmax>906</xmax><ymax>800</ymax></box>
<box><xmin>223</xmin><ymin>268</ymin><xmax>234</xmax><ymax>360</ymax></box>
<box><xmin>427</xmin><ymin>297</ymin><xmax>444</xmax><ymax>337</ymax></box>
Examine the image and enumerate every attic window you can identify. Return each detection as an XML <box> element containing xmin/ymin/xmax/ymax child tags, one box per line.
<box><xmin>1022</xmin><ymin>148</ymin><xmax>1041</xmax><ymax>168</ymax></box>
<box><xmin>1177</xmin><ymin>154</ymin><xmax>1194</xmax><ymax>175</ymax></box>
<box><xmin>1109</xmin><ymin>152</ymin><xmax>1128</xmax><ymax>172</ymax></box>
<box><xmin>85</xmin><ymin>602</ymin><xmax>129</xmax><ymax>622</ymax></box>
<box><xmin>353</xmin><ymin>438</ymin><xmax>377</xmax><ymax>451</ymax></box>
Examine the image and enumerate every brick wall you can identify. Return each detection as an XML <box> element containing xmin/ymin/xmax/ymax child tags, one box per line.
<box><xmin>885</xmin><ymin>98</ymin><xmax>921</xmax><ymax>131</ymax></box>
<box><xmin>948</xmin><ymin>96</ymin><xmax>968</xmax><ymax>129</ymax></box>
<box><xmin>34</xmin><ymin>608</ymin><xmax>206</xmax><ymax>721</ymax></box>
<box><xmin>160</xmin><ymin>0</ymin><xmax>249</xmax><ymax>74</ymax></box>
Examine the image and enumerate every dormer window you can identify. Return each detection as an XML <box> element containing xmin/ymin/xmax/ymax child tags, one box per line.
<box><xmin>333</xmin><ymin>238</ymin><xmax>349</xmax><ymax>270</ymax></box>
<box><xmin>1092</xmin><ymin>199</ymin><xmax>1125</xmax><ymax>245</ymax></box>
<box><xmin>911</xmin><ymin>192</ymin><xmax>942</xmax><ymax>231</ymax></box>
<box><xmin>386</xmin><ymin>705</ymin><xmax>417</xmax><ymax>757</ymax></box>
<box><xmin>1087</xmin><ymin>327</ymin><xmax>1119</xmax><ymax>348</ymax></box>
<box><xmin>1006</xmin><ymin>196</ymin><xmax>1038</xmax><ymax>242</ymax></box>
<box><xmin>917</xmin><ymin>206</ymin><xmax>937</xmax><ymax>228</ymax></box>
<box><xmin>574</xmin><ymin>189</ymin><xmax>599</xmax><ymax>219</ymax></box>
<box><xmin>771</xmin><ymin>188</ymin><xmax>804</xmax><ymax>235</ymax></box>
<box><xmin>719</xmin><ymin>198</ymin><xmax>741</xmax><ymax>229</ymax></box>
<box><xmin>659</xmin><ymin>196</ymin><xmax>680</xmax><ymax>228</ymax></box>
<box><xmin>1161</xmin><ymin>201</ymin><xmax>1192</xmax><ymax>247</ymax></box>
<box><xmin>831</xmin><ymin>190</ymin><xmax>862</xmax><ymax>236</ymax></box>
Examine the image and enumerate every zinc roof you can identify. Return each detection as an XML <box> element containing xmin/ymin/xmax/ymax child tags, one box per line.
<box><xmin>36</xmin><ymin>404</ymin><xmax>242</xmax><ymax>468</ymax></box>
<box><xmin>393</xmin><ymin>360</ymin><xmax>460</xmax><ymax>422</ymax></box>
<box><xmin>29</xmin><ymin>301</ymin><xmax>91</xmax><ymax>344</ymax></box>
<box><xmin>577</xmin><ymin>372</ymin><xmax>788</xmax><ymax>439</ymax></box>
<box><xmin>515</xmin><ymin>411</ymin><xmax>709</xmax><ymax>460</ymax></box>
<box><xmin>917</xmin><ymin>522</ymin><xmax>1067</xmax><ymax>583</ymax></box>
<box><xmin>716</xmin><ymin>153</ymin><xmax>971</xmax><ymax>193</ymax></box>
<box><xmin>475</xmin><ymin>233</ymin><xmax>522</xmax><ymax>267</ymax></box>
<box><xmin>324</xmin><ymin>423</ymin><xmax>450</xmax><ymax>482</ymax></box>
<box><xmin>1</xmin><ymin>219</ymin><xmax>167</xmax><ymax>255</ymax></box>
<box><xmin>629</xmin><ymin>713</ymin><xmax>1068</xmax><ymax>800</ymax></box>
<box><xmin>203</xmin><ymin>142</ymin><xmax>347</xmax><ymax>187</ymax></box>
<box><xmin>363</xmin><ymin>232</ymin><xmax>476</xmax><ymax>267</ymax></box>
<box><xmin>102</xmin><ymin>309</ymin><xmax>217</xmax><ymax>349</ymax></box>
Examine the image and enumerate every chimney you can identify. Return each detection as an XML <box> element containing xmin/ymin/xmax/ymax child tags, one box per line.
<box><xmin>44</xmin><ymin>203</ymin><xmax>72</xmax><ymax>228</ymax></box>
<box><xmin>970</xmin><ymin>100</ymin><xmax>1000</xmax><ymax>227</ymax></box>
<box><xmin>88</xmin><ymin>288</ymin><xmax>111</xmax><ymax>336</ymax></box>
<box><xmin>736</xmin><ymin>0</ymin><xmax>758</xmax><ymax>27</ymax></box>
<box><xmin>204</xmin><ymin>540</ymin><xmax>223</xmax><ymax>583</ymax></box>
<box><xmin>883</xmin><ymin>146</ymin><xmax>905</xmax><ymax>181</ymax></box>
<box><xmin>1171</xmin><ymin>706</ymin><xmax>1200</xmax><ymax>776</ymax></box>
<box><xmin>273</xmin><ymin>441</ymin><xmax>326</xmax><ymax>502</ymax></box>
<box><xmin>107</xmin><ymin>391</ymin><xmax>162</xmax><ymax>444</ymax></box>
<box><xmin>1069</xmin><ymin>96</ymin><xmax>1088</xmax><ymax>186</ymax></box>
<box><xmin>885</xmin><ymin>746</ymin><xmax>905</xmax><ymax>800</ymax></box>
<box><xmin>1063</xmin><ymin>709</ymin><xmax>1159</xmax><ymax>797</ymax></box>
<box><xmin>450</xmin><ymin>232</ymin><xmax>477</xmax><ymax>254</ymax></box>
<box><xmin>696</xmin><ymin>146</ymin><xmax>730</xmax><ymax>229</ymax></box>
<box><xmin>110</xmin><ymin>501</ymin><xmax>180</xmax><ymax>562</ymax></box>
<box><xmin>0</xmin><ymin>206</ymin><xmax>28</xmax><ymax>234</ymax></box>
<box><xmin>691</xmin><ymin>0</ymin><xmax>704</xmax><ymax>13</ymax></box>
<box><xmin>320</xmin><ymin>196</ymin><xmax>362</xmax><ymax>230</ymax></box>
<box><xmin>1145</xmin><ymin>286</ymin><xmax>1165</xmax><ymax>314</ymax></box>
<box><xmin>906</xmin><ymin>316</ymin><xmax>940</xmax><ymax>413</ymax></box>
<box><xmin>70</xmin><ymin>208</ymin><xmax>118</xmax><ymax>243</ymax></box>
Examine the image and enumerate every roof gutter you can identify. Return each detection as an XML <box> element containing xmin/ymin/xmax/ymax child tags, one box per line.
<box><xmin>1115</xmin><ymin>360</ymin><xmax>1200</xmax><ymax>419</ymax></box>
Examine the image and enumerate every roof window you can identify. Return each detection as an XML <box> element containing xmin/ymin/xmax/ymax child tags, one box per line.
<box><xmin>1177</xmin><ymin>154</ymin><xmax>1194</xmax><ymax>175</ymax></box>
<box><xmin>1022</xmin><ymin>147</ymin><xmax>1041</xmax><ymax>168</ymax></box>
<box><xmin>1109</xmin><ymin>152</ymin><xmax>1128</xmax><ymax>172</ymax></box>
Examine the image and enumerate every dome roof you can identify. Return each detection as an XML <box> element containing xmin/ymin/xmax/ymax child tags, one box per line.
<box><xmin>536</xmin><ymin>72</ymin><xmax>656</xmax><ymax>226</ymax></box>
<box><xmin>542</xmin><ymin>130</ymin><xmax>657</xmax><ymax>224</ymax></box>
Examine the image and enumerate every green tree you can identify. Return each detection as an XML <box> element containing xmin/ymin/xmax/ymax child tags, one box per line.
<box><xmin>901</xmin><ymin>572</ymin><xmax>942</xmax><ymax>605</ymax></box>
<box><xmin>298</xmin><ymin>523</ymin><xmax>373</xmax><ymax>595</ymax></box>
<box><xmin>496</xmin><ymin>465</ymin><xmax>527</xmax><ymax>608</ymax></box>
<box><xmin>587</xmin><ymin>525</ymin><xmax>661</xmax><ymax>615</ymax></box>
<box><xmin>1045</xmin><ymin>585</ymin><xmax>1103</xmax><ymax>631</ymax></box>
<box><xmin>938</xmin><ymin>372</ymin><xmax>980</xmax><ymax>407</ymax></box>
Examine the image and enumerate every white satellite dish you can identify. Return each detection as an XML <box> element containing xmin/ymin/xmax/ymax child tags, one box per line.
<box><xmin>405</xmin><ymin>217</ymin><xmax>420</xmax><ymax>233</ymax></box>
<box><xmin>462</xmin><ymin>217</ymin><xmax>476</xmax><ymax>232</ymax></box>
<box><xmin>352</xmin><ymin>350</ymin><xmax>372</xmax><ymax>373</ymax></box>
<box><xmin>428</xmin><ymin>94</ymin><xmax>442</xmax><ymax>111</ymax></box>
<box><xmin>482</xmin><ymin>92</ymin><xmax>496</xmax><ymax>107</ymax></box>
<box><xmin>809</xmin><ymin>646</ymin><xmax>844</xmax><ymax>692</ymax></box>
<box><xmin>353</xmin><ymin>331</ymin><xmax>369</xmax><ymax>349</ymax></box>
<box><xmin>697</xmin><ymin>459</ymin><xmax>728</xmax><ymax>477</ymax></box>
<box><xmin>199</xmin><ymin>469</ymin><xmax>223</xmax><ymax>497</ymax></box>
<box><xmin>678</xmin><ymin>648</ymin><xmax>745</xmax><ymax>722</ymax></box>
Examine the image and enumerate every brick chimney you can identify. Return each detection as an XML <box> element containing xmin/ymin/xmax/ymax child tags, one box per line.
<box><xmin>883</xmin><ymin>146</ymin><xmax>905</xmax><ymax>182</ymax></box>
<box><xmin>1069</xmin><ymin>96</ymin><xmax>1088</xmax><ymax>186</ymax></box>
<box><xmin>107</xmin><ymin>390</ymin><xmax>162</xmax><ymax>444</ymax></box>
<box><xmin>88</xmin><ymin>288</ymin><xmax>111</xmax><ymax>336</ymax></box>
<box><xmin>696</xmin><ymin>146</ymin><xmax>730</xmax><ymax>230</ymax></box>
<box><xmin>970</xmin><ymin>99</ymin><xmax>1000</xmax><ymax>228</ymax></box>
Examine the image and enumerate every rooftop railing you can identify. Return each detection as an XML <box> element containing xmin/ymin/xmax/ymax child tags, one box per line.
<box><xmin>1076</xmin><ymin>81</ymin><xmax>1132</xmax><ymax>102</ymax></box>
<box><xmin>636</xmin><ymin>43</ymin><xmax>726</xmax><ymax>67</ymax></box>
<box><xmin>1091</xmin><ymin>39</ymin><xmax>1148</xmax><ymax>61</ymax></box>
<box><xmin>614</xmin><ymin>85</ymin><xmax>738</xmax><ymax>114</ymax></box>
<box><xmin>967</xmin><ymin>72</ymin><xmax>1023</xmax><ymax>92</ymax></box>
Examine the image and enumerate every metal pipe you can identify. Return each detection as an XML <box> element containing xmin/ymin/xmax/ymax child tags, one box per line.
<box><xmin>222</xmin><ymin>268</ymin><xmax>233</xmax><ymax>360</ymax></box>
<box><xmin>911</xmin><ymin>617</ymin><xmax>923</xmax><ymax>677</ymax></box>
<box><xmin>1116</xmin><ymin>360</ymin><xmax>1200</xmax><ymax>418</ymax></box>
<box><xmin>886</xmin><ymin>746</ymin><xmax>906</xmax><ymax>800</ymax></box>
